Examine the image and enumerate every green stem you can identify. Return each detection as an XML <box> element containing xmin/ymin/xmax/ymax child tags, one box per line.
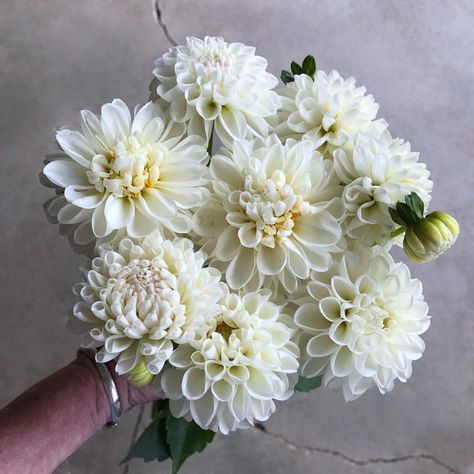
<box><xmin>390</xmin><ymin>227</ymin><xmax>406</xmax><ymax>239</ymax></box>
<box><xmin>207</xmin><ymin>123</ymin><xmax>214</xmax><ymax>158</ymax></box>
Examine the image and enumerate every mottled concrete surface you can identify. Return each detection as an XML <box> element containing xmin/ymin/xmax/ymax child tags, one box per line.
<box><xmin>1</xmin><ymin>0</ymin><xmax>473</xmax><ymax>473</ymax></box>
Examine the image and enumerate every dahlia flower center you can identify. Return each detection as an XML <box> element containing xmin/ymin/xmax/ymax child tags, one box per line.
<box><xmin>113</xmin><ymin>259</ymin><xmax>178</xmax><ymax>307</ymax></box>
<box><xmin>193</xmin><ymin>44</ymin><xmax>235</xmax><ymax>70</ymax></box>
<box><xmin>89</xmin><ymin>136</ymin><xmax>169</xmax><ymax>199</ymax></box>
<box><xmin>348</xmin><ymin>304</ymin><xmax>393</xmax><ymax>334</ymax></box>
<box><xmin>238</xmin><ymin>169</ymin><xmax>312</xmax><ymax>247</ymax></box>
<box><xmin>215</xmin><ymin>321</ymin><xmax>235</xmax><ymax>341</ymax></box>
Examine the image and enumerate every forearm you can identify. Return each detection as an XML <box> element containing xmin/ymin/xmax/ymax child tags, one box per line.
<box><xmin>0</xmin><ymin>354</ymin><xmax>158</xmax><ymax>474</ymax></box>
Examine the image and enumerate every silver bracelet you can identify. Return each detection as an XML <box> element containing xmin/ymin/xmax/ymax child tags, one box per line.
<box><xmin>77</xmin><ymin>348</ymin><xmax>122</xmax><ymax>427</ymax></box>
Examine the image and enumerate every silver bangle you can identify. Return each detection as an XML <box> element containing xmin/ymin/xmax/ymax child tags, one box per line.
<box><xmin>77</xmin><ymin>348</ymin><xmax>122</xmax><ymax>427</ymax></box>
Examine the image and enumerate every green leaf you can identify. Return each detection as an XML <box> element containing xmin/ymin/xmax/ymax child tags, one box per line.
<box><xmin>120</xmin><ymin>418</ymin><xmax>171</xmax><ymax>465</ymax></box>
<box><xmin>166</xmin><ymin>415</ymin><xmax>215</xmax><ymax>474</ymax></box>
<box><xmin>280</xmin><ymin>70</ymin><xmax>294</xmax><ymax>84</ymax></box>
<box><xmin>396</xmin><ymin>201</ymin><xmax>419</xmax><ymax>227</ymax></box>
<box><xmin>302</xmin><ymin>55</ymin><xmax>316</xmax><ymax>78</ymax></box>
<box><xmin>290</xmin><ymin>61</ymin><xmax>303</xmax><ymax>75</ymax></box>
<box><xmin>405</xmin><ymin>192</ymin><xmax>424</xmax><ymax>220</ymax></box>
<box><xmin>295</xmin><ymin>375</ymin><xmax>323</xmax><ymax>392</ymax></box>
<box><xmin>389</xmin><ymin>207</ymin><xmax>407</xmax><ymax>227</ymax></box>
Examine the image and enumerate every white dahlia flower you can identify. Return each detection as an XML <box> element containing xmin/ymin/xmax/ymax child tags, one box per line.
<box><xmin>153</xmin><ymin>36</ymin><xmax>281</xmax><ymax>146</ymax></box>
<box><xmin>193</xmin><ymin>135</ymin><xmax>344</xmax><ymax>293</ymax></box>
<box><xmin>70</xmin><ymin>234</ymin><xmax>226</xmax><ymax>376</ymax></box>
<box><xmin>160</xmin><ymin>291</ymin><xmax>299</xmax><ymax>434</ymax></box>
<box><xmin>43</xmin><ymin>99</ymin><xmax>209</xmax><ymax>244</ymax></box>
<box><xmin>294</xmin><ymin>247</ymin><xmax>430</xmax><ymax>401</ymax></box>
<box><xmin>334</xmin><ymin>131</ymin><xmax>433</xmax><ymax>246</ymax></box>
<box><xmin>276</xmin><ymin>70</ymin><xmax>386</xmax><ymax>156</ymax></box>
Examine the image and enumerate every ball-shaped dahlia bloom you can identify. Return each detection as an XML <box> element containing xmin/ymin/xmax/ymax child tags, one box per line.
<box><xmin>193</xmin><ymin>135</ymin><xmax>344</xmax><ymax>293</ymax></box>
<box><xmin>294</xmin><ymin>247</ymin><xmax>430</xmax><ymax>401</ymax></box>
<box><xmin>334</xmin><ymin>131</ymin><xmax>433</xmax><ymax>246</ymax></box>
<box><xmin>160</xmin><ymin>291</ymin><xmax>299</xmax><ymax>434</ymax></box>
<box><xmin>70</xmin><ymin>234</ymin><xmax>226</xmax><ymax>376</ymax></box>
<box><xmin>153</xmin><ymin>36</ymin><xmax>281</xmax><ymax>147</ymax></box>
<box><xmin>43</xmin><ymin>99</ymin><xmax>209</xmax><ymax>244</ymax></box>
<box><xmin>276</xmin><ymin>70</ymin><xmax>386</xmax><ymax>156</ymax></box>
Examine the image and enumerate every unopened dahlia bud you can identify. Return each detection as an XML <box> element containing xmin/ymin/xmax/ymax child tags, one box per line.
<box><xmin>403</xmin><ymin>211</ymin><xmax>459</xmax><ymax>263</ymax></box>
<box><xmin>128</xmin><ymin>359</ymin><xmax>154</xmax><ymax>387</ymax></box>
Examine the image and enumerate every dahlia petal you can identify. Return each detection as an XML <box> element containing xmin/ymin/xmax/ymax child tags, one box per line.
<box><xmin>182</xmin><ymin>367</ymin><xmax>208</xmax><ymax>400</ymax></box>
<box><xmin>131</xmin><ymin>101</ymin><xmax>156</xmax><ymax>133</ymax></box>
<box><xmin>161</xmin><ymin>370</ymin><xmax>185</xmax><ymax>400</ymax></box>
<box><xmin>56</xmin><ymin>130</ymin><xmax>95</xmax><ymax>166</ymax></box>
<box><xmin>217</xmin><ymin>107</ymin><xmax>246</xmax><ymax>139</ymax></box>
<box><xmin>307</xmin><ymin>333</ymin><xmax>337</xmax><ymax>358</ymax></box>
<box><xmin>141</xmin><ymin>188</ymin><xmax>177</xmax><ymax>219</ymax></box>
<box><xmin>104</xmin><ymin>195</ymin><xmax>133</xmax><ymax>229</ymax></box>
<box><xmin>100</xmin><ymin>99</ymin><xmax>131</xmax><ymax>144</ymax></box>
<box><xmin>44</xmin><ymin>160</ymin><xmax>89</xmax><ymax>188</ymax></box>
<box><xmin>211</xmin><ymin>155</ymin><xmax>242</xmax><ymax>189</ymax></box>
<box><xmin>238</xmin><ymin>223</ymin><xmax>261</xmax><ymax>248</ymax></box>
<box><xmin>92</xmin><ymin>200</ymin><xmax>111</xmax><ymax>238</ymax></box>
<box><xmin>256</xmin><ymin>245</ymin><xmax>287</xmax><ymax>276</ymax></box>
<box><xmin>294</xmin><ymin>303</ymin><xmax>329</xmax><ymax>332</ymax></box>
<box><xmin>127</xmin><ymin>204</ymin><xmax>159</xmax><ymax>237</ymax></box>
<box><xmin>189</xmin><ymin>392</ymin><xmax>216</xmax><ymax>428</ymax></box>
<box><xmin>215</xmin><ymin>226</ymin><xmax>240</xmax><ymax>261</ymax></box>
<box><xmin>226</xmin><ymin>248</ymin><xmax>256</xmax><ymax>289</ymax></box>
<box><xmin>246</xmin><ymin>369</ymin><xmax>274</xmax><ymax>400</ymax></box>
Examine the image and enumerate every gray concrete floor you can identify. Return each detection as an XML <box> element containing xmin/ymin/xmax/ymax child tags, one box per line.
<box><xmin>1</xmin><ymin>0</ymin><xmax>473</xmax><ymax>473</ymax></box>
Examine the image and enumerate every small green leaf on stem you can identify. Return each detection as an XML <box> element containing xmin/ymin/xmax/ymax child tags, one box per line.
<box><xmin>280</xmin><ymin>70</ymin><xmax>294</xmax><ymax>84</ymax></box>
<box><xmin>295</xmin><ymin>375</ymin><xmax>323</xmax><ymax>392</ymax></box>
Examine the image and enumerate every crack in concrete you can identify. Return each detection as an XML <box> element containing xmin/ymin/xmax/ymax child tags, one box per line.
<box><xmin>154</xmin><ymin>0</ymin><xmax>177</xmax><ymax>46</ymax></box>
<box><xmin>254</xmin><ymin>424</ymin><xmax>459</xmax><ymax>474</ymax></box>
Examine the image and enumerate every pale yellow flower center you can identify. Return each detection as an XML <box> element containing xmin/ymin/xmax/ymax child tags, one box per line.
<box><xmin>88</xmin><ymin>135</ymin><xmax>169</xmax><ymax>199</ymax></box>
<box><xmin>238</xmin><ymin>169</ymin><xmax>312</xmax><ymax>248</ymax></box>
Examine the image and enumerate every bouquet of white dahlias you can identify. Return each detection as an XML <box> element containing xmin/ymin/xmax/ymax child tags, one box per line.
<box><xmin>41</xmin><ymin>36</ymin><xmax>459</xmax><ymax>473</ymax></box>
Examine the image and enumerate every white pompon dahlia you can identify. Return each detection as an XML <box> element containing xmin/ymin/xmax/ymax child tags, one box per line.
<box><xmin>276</xmin><ymin>70</ymin><xmax>386</xmax><ymax>156</ymax></box>
<box><xmin>70</xmin><ymin>234</ymin><xmax>226</xmax><ymax>375</ymax></box>
<box><xmin>160</xmin><ymin>291</ymin><xmax>299</xmax><ymax>434</ymax></box>
<box><xmin>193</xmin><ymin>135</ymin><xmax>344</xmax><ymax>293</ymax></box>
<box><xmin>294</xmin><ymin>247</ymin><xmax>430</xmax><ymax>401</ymax></box>
<box><xmin>334</xmin><ymin>131</ymin><xmax>433</xmax><ymax>246</ymax></box>
<box><xmin>153</xmin><ymin>36</ymin><xmax>281</xmax><ymax>146</ymax></box>
<box><xmin>43</xmin><ymin>99</ymin><xmax>209</xmax><ymax>244</ymax></box>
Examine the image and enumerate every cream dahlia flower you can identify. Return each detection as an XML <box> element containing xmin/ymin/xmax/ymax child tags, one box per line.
<box><xmin>334</xmin><ymin>131</ymin><xmax>433</xmax><ymax>246</ymax></box>
<box><xmin>276</xmin><ymin>70</ymin><xmax>386</xmax><ymax>156</ymax></box>
<box><xmin>193</xmin><ymin>135</ymin><xmax>344</xmax><ymax>293</ymax></box>
<box><xmin>153</xmin><ymin>36</ymin><xmax>281</xmax><ymax>146</ymax></box>
<box><xmin>70</xmin><ymin>234</ymin><xmax>226</xmax><ymax>376</ymax></box>
<box><xmin>160</xmin><ymin>291</ymin><xmax>299</xmax><ymax>434</ymax></box>
<box><xmin>43</xmin><ymin>99</ymin><xmax>209</xmax><ymax>244</ymax></box>
<box><xmin>294</xmin><ymin>247</ymin><xmax>430</xmax><ymax>401</ymax></box>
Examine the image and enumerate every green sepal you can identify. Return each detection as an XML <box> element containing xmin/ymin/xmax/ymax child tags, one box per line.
<box><xmin>280</xmin><ymin>69</ymin><xmax>294</xmax><ymax>84</ymax></box>
<box><xmin>302</xmin><ymin>55</ymin><xmax>316</xmax><ymax>78</ymax></box>
<box><xmin>396</xmin><ymin>202</ymin><xmax>420</xmax><ymax>227</ymax></box>
<box><xmin>120</xmin><ymin>417</ymin><xmax>171</xmax><ymax>465</ymax></box>
<box><xmin>405</xmin><ymin>192</ymin><xmax>424</xmax><ymax>220</ymax></box>
<box><xmin>389</xmin><ymin>206</ymin><xmax>407</xmax><ymax>227</ymax></box>
<box><xmin>295</xmin><ymin>375</ymin><xmax>323</xmax><ymax>392</ymax></box>
<box><xmin>166</xmin><ymin>415</ymin><xmax>215</xmax><ymax>474</ymax></box>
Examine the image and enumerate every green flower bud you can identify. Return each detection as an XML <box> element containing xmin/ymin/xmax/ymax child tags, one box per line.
<box><xmin>403</xmin><ymin>211</ymin><xmax>459</xmax><ymax>263</ymax></box>
<box><xmin>128</xmin><ymin>359</ymin><xmax>154</xmax><ymax>387</ymax></box>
